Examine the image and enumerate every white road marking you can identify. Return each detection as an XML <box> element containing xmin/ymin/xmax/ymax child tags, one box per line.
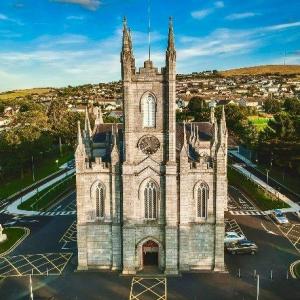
<box><xmin>260</xmin><ymin>222</ymin><xmax>278</xmax><ymax>236</ymax></box>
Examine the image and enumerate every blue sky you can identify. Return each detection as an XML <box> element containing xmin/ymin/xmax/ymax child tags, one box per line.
<box><xmin>0</xmin><ymin>0</ymin><xmax>299</xmax><ymax>91</ymax></box>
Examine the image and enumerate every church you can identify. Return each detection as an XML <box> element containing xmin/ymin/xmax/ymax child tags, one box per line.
<box><xmin>75</xmin><ymin>18</ymin><xmax>227</xmax><ymax>275</ymax></box>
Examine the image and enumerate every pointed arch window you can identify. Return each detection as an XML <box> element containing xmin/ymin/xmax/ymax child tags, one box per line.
<box><xmin>142</xmin><ymin>94</ymin><xmax>156</xmax><ymax>128</ymax></box>
<box><xmin>95</xmin><ymin>183</ymin><xmax>105</xmax><ymax>218</ymax></box>
<box><xmin>197</xmin><ymin>182</ymin><xmax>209</xmax><ymax>219</ymax></box>
<box><xmin>144</xmin><ymin>181</ymin><xmax>157</xmax><ymax>219</ymax></box>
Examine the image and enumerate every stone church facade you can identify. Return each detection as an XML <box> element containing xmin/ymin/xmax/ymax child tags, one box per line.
<box><xmin>75</xmin><ymin>18</ymin><xmax>228</xmax><ymax>275</ymax></box>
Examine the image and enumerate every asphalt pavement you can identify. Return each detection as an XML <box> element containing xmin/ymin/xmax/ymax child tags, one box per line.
<box><xmin>0</xmin><ymin>187</ymin><xmax>300</xmax><ymax>299</ymax></box>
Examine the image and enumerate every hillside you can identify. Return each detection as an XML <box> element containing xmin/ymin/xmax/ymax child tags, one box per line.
<box><xmin>220</xmin><ymin>65</ymin><xmax>300</xmax><ymax>76</ymax></box>
<box><xmin>0</xmin><ymin>88</ymin><xmax>52</xmax><ymax>101</ymax></box>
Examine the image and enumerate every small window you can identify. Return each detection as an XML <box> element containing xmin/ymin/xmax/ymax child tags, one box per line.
<box><xmin>142</xmin><ymin>94</ymin><xmax>156</xmax><ymax>128</ymax></box>
<box><xmin>96</xmin><ymin>183</ymin><xmax>104</xmax><ymax>218</ymax></box>
<box><xmin>197</xmin><ymin>182</ymin><xmax>209</xmax><ymax>218</ymax></box>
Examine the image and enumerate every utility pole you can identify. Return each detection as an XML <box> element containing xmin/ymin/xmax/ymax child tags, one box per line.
<box><xmin>256</xmin><ymin>274</ymin><xmax>260</xmax><ymax>300</ymax></box>
<box><xmin>31</xmin><ymin>156</ymin><xmax>35</xmax><ymax>182</ymax></box>
<box><xmin>29</xmin><ymin>274</ymin><xmax>33</xmax><ymax>300</ymax></box>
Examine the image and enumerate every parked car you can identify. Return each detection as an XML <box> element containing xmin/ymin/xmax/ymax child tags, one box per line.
<box><xmin>224</xmin><ymin>231</ymin><xmax>245</xmax><ymax>244</ymax></box>
<box><xmin>226</xmin><ymin>240</ymin><xmax>258</xmax><ymax>255</ymax></box>
<box><xmin>271</xmin><ymin>209</ymin><xmax>289</xmax><ymax>224</ymax></box>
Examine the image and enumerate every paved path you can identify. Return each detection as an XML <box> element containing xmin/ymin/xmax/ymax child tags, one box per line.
<box><xmin>2</xmin><ymin>169</ymin><xmax>75</xmax><ymax>216</ymax></box>
<box><xmin>232</xmin><ymin>164</ymin><xmax>300</xmax><ymax>212</ymax></box>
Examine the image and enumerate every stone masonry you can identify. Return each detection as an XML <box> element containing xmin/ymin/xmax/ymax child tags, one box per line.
<box><xmin>75</xmin><ymin>17</ymin><xmax>228</xmax><ymax>275</ymax></box>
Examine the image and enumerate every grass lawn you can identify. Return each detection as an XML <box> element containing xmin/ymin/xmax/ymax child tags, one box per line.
<box><xmin>0</xmin><ymin>150</ymin><xmax>74</xmax><ymax>201</ymax></box>
<box><xmin>228</xmin><ymin>167</ymin><xmax>289</xmax><ymax>211</ymax></box>
<box><xmin>248</xmin><ymin>116</ymin><xmax>272</xmax><ymax>131</ymax></box>
<box><xmin>255</xmin><ymin>164</ymin><xmax>300</xmax><ymax>195</ymax></box>
<box><xmin>18</xmin><ymin>175</ymin><xmax>75</xmax><ymax>211</ymax></box>
<box><xmin>0</xmin><ymin>227</ymin><xmax>27</xmax><ymax>255</ymax></box>
<box><xmin>294</xmin><ymin>262</ymin><xmax>300</xmax><ymax>279</ymax></box>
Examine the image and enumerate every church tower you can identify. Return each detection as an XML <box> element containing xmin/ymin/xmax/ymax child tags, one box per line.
<box><xmin>121</xmin><ymin>17</ymin><xmax>179</xmax><ymax>275</ymax></box>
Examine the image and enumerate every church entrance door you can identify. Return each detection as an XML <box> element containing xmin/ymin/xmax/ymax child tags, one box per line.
<box><xmin>142</xmin><ymin>240</ymin><xmax>159</xmax><ymax>266</ymax></box>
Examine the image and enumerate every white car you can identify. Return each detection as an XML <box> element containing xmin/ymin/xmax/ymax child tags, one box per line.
<box><xmin>224</xmin><ymin>231</ymin><xmax>245</xmax><ymax>244</ymax></box>
<box><xmin>271</xmin><ymin>209</ymin><xmax>289</xmax><ymax>224</ymax></box>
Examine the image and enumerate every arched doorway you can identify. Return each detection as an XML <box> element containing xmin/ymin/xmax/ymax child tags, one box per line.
<box><xmin>142</xmin><ymin>240</ymin><xmax>159</xmax><ymax>266</ymax></box>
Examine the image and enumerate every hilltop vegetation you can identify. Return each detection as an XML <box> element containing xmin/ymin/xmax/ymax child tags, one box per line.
<box><xmin>0</xmin><ymin>88</ymin><xmax>52</xmax><ymax>101</ymax></box>
<box><xmin>220</xmin><ymin>65</ymin><xmax>300</xmax><ymax>77</ymax></box>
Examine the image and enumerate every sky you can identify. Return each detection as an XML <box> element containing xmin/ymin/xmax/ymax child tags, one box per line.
<box><xmin>0</xmin><ymin>0</ymin><xmax>300</xmax><ymax>91</ymax></box>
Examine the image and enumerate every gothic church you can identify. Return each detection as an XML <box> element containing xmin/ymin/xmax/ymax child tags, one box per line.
<box><xmin>75</xmin><ymin>18</ymin><xmax>228</xmax><ymax>275</ymax></box>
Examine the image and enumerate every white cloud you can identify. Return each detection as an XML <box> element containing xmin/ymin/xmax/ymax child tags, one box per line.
<box><xmin>52</xmin><ymin>0</ymin><xmax>101</xmax><ymax>10</ymax></box>
<box><xmin>191</xmin><ymin>1</ymin><xmax>224</xmax><ymax>20</ymax></box>
<box><xmin>214</xmin><ymin>1</ymin><xmax>224</xmax><ymax>8</ymax></box>
<box><xmin>0</xmin><ymin>13</ymin><xmax>23</xmax><ymax>25</ymax></box>
<box><xmin>226</xmin><ymin>12</ymin><xmax>260</xmax><ymax>20</ymax></box>
<box><xmin>0</xmin><ymin>14</ymin><xmax>9</xmax><ymax>21</ymax></box>
<box><xmin>66</xmin><ymin>15</ymin><xmax>85</xmax><ymax>20</ymax></box>
<box><xmin>191</xmin><ymin>9</ymin><xmax>213</xmax><ymax>20</ymax></box>
<box><xmin>264</xmin><ymin>21</ymin><xmax>300</xmax><ymax>31</ymax></box>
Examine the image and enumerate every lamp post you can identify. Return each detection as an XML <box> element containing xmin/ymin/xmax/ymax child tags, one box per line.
<box><xmin>55</xmin><ymin>159</ymin><xmax>59</xmax><ymax>170</ymax></box>
<box><xmin>266</xmin><ymin>169</ymin><xmax>269</xmax><ymax>185</ymax></box>
<box><xmin>31</xmin><ymin>156</ymin><xmax>35</xmax><ymax>182</ymax></box>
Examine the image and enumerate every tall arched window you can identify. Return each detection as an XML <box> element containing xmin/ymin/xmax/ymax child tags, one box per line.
<box><xmin>144</xmin><ymin>181</ymin><xmax>157</xmax><ymax>219</ymax></box>
<box><xmin>142</xmin><ymin>94</ymin><xmax>156</xmax><ymax>128</ymax></box>
<box><xmin>95</xmin><ymin>183</ymin><xmax>105</xmax><ymax>218</ymax></box>
<box><xmin>197</xmin><ymin>182</ymin><xmax>209</xmax><ymax>218</ymax></box>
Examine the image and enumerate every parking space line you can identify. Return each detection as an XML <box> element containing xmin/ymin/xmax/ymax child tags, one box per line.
<box><xmin>0</xmin><ymin>253</ymin><xmax>73</xmax><ymax>278</ymax></box>
<box><xmin>129</xmin><ymin>277</ymin><xmax>167</xmax><ymax>300</ymax></box>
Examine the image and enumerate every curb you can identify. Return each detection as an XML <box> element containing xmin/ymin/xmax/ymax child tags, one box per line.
<box><xmin>290</xmin><ymin>259</ymin><xmax>300</xmax><ymax>279</ymax></box>
<box><xmin>0</xmin><ymin>227</ymin><xmax>30</xmax><ymax>257</ymax></box>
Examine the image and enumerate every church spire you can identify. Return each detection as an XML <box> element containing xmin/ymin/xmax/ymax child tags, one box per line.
<box><xmin>167</xmin><ymin>16</ymin><xmax>175</xmax><ymax>52</ymax></box>
<box><xmin>77</xmin><ymin>120</ymin><xmax>83</xmax><ymax>145</ymax></box>
<box><xmin>122</xmin><ymin>17</ymin><xmax>131</xmax><ymax>52</ymax></box>
<box><xmin>84</xmin><ymin>107</ymin><xmax>92</xmax><ymax>138</ymax></box>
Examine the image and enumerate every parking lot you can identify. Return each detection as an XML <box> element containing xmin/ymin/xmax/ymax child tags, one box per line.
<box><xmin>59</xmin><ymin>220</ymin><xmax>77</xmax><ymax>250</ymax></box>
<box><xmin>0</xmin><ymin>253</ymin><xmax>73</xmax><ymax>278</ymax></box>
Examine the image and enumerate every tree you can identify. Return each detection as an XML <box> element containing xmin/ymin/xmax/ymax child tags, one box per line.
<box><xmin>266</xmin><ymin>112</ymin><xmax>295</xmax><ymax>141</ymax></box>
<box><xmin>283</xmin><ymin>98</ymin><xmax>300</xmax><ymax>115</ymax></box>
<box><xmin>263</xmin><ymin>98</ymin><xmax>282</xmax><ymax>114</ymax></box>
<box><xmin>187</xmin><ymin>97</ymin><xmax>207</xmax><ymax>112</ymax></box>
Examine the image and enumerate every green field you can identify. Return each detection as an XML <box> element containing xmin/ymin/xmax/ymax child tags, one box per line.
<box><xmin>248</xmin><ymin>116</ymin><xmax>272</xmax><ymax>131</ymax></box>
<box><xmin>18</xmin><ymin>175</ymin><xmax>75</xmax><ymax>211</ymax></box>
<box><xmin>295</xmin><ymin>262</ymin><xmax>300</xmax><ymax>279</ymax></box>
<box><xmin>0</xmin><ymin>227</ymin><xmax>27</xmax><ymax>255</ymax></box>
<box><xmin>228</xmin><ymin>167</ymin><xmax>289</xmax><ymax>210</ymax></box>
<box><xmin>0</xmin><ymin>88</ymin><xmax>52</xmax><ymax>101</ymax></box>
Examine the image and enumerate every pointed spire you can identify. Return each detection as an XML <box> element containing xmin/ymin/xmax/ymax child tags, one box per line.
<box><xmin>180</xmin><ymin>122</ymin><xmax>189</xmax><ymax>161</ymax></box>
<box><xmin>183</xmin><ymin>121</ymin><xmax>187</xmax><ymax>145</ymax></box>
<box><xmin>84</xmin><ymin>107</ymin><xmax>92</xmax><ymax>138</ymax></box>
<box><xmin>210</xmin><ymin>106</ymin><xmax>215</xmax><ymax>124</ymax></box>
<box><xmin>167</xmin><ymin>16</ymin><xmax>175</xmax><ymax>51</ymax></box>
<box><xmin>77</xmin><ymin>120</ymin><xmax>82</xmax><ymax>145</ymax></box>
<box><xmin>189</xmin><ymin>123</ymin><xmax>194</xmax><ymax>143</ymax></box>
<box><xmin>111</xmin><ymin>124</ymin><xmax>119</xmax><ymax>163</ymax></box>
<box><xmin>196</xmin><ymin>125</ymin><xmax>199</xmax><ymax>143</ymax></box>
<box><xmin>94</xmin><ymin>106</ymin><xmax>103</xmax><ymax>127</ymax></box>
<box><xmin>220</xmin><ymin>105</ymin><xmax>227</xmax><ymax>136</ymax></box>
<box><xmin>122</xmin><ymin>16</ymin><xmax>132</xmax><ymax>53</ymax></box>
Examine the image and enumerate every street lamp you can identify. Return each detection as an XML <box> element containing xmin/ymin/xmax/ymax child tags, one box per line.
<box><xmin>31</xmin><ymin>155</ymin><xmax>35</xmax><ymax>182</ymax></box>
<box><xmin>55</xmin><ymin>159</ymin><xmax>59</xmax><ymax>170</ymax></box>
<box><xmin>266</xmin><ymin>169</ymin><xmax>269</xmax><ymax>185</ymax></box>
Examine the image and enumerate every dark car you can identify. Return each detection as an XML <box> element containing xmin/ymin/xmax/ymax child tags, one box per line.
<box><xmin>226</xmin><ymin>240</ymin><xmax>258</xmax><ymax>255</ymax></box>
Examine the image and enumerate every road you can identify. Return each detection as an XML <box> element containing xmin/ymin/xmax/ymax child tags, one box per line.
<box><xmin>0</xmin><ymin>188</ymin><xmax>300</xmax><ymax>299</ymax></box>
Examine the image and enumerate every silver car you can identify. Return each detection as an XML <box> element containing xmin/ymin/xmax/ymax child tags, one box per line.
<box><xmin>271</xmin><ymin>209</ymin><xmax>289</xmax><ymax>224</ymax></box>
